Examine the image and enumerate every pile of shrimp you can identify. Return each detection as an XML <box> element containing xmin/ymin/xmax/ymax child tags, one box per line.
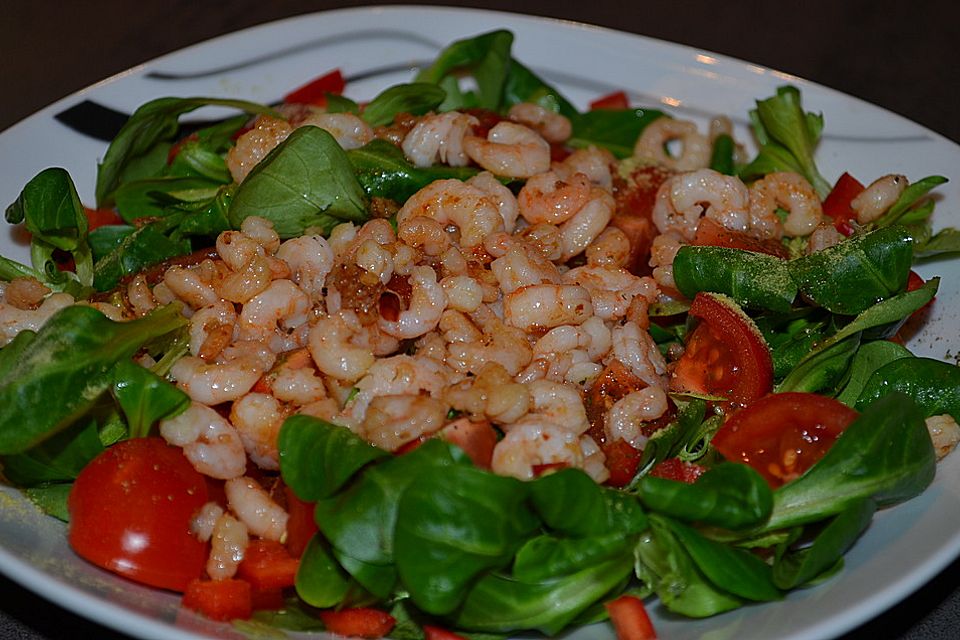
<box><xmin>2</xmin><ymin>100</ymin><xmax>948</xmax><ymax>580</ymax></box>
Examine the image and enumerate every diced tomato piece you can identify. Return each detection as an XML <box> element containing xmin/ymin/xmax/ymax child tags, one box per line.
<box><xmin>603</xmin><ymin>439</ymin><xmax>644</xmax><ymax>488</ymax></box>
<box><xmin>532</xmin><ymin>462</ymin><xmax>570</xmax><ymax>477</ymax></box>
<box><xmin>319</xmin><ymin>608</ymin><xmax>396</xmax><ymax>638</ymax></box>
<box><xmin>612</xmin><ymin>165</ymin><xmax>675</xmax><ymax>275</ymax></box>
<box><xmin>670</xmin><ymin>293</ymin><xmax>773</xmax><ymax>407</ymax></box>
<box><xmin>712</xmin><ymin>392</ymin><xmax>859</xmax><ymax>487</ymax></box>
<box><xmin>283</xmin><ymin>69</ymin><xmax>346</xmax><ymax>107</ymax></box>
<box><xmin>822</xmin><ymin>172</ymin><xmax>865</xmax><ymax>236</ymax></box>
<box><xmin>424</xmin><ymin>625</ymin><xmax>469</xmax><ymax>640</ymax></box>
<box><xmin>692</xmin><ymin>218</ymin><xmax>789</xmax><ymax>259</ymax></box>
<box><xmin>648</xmin><ymin>458</ymin><xmax>706</xmax><ymax>483</ymax></box>
<box><xmin>237</xmin><ymin>539</ymin><xmax>300</xmax><ymax>591</ymax></box>
<box><xmin>84</xmin><ymin>207</ymin><xmax>124</xmax><ymax>230</ymax></box>
<box><xmin>284</xmin><ymin>485</ymin><xmax>319</xmax><ymax>558</ymax></box>
<box><xmin>166</xmin><ymin>132</ymin><xmax>200</xmax><ymax>165</ymax></box>
<box><xmin>440</xmin><ymin>418</ymin><xmax>498</xmax><ymax>469</ymax></box>
<box><xmin>590</xmin><ymin>90</ymin><xmax>630</xmax><ymax>111</ymax></box>
<box><xmin>182</xmin><ymin>578</ymin><xmax>253</xmax><ymax>621</ymax></box>
<box><xmin>605</xmin><ymin>595</ymin><xmax>657</xmax><ymax>640</ymax></box>
<box><xmin>251</xmin><ymin>586</ymin><xmax>286</xmax><ymax>611</ymax></box>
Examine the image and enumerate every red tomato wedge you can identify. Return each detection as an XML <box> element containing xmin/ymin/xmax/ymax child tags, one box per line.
<box><xmin>182</xmin><ymin>578</ymin><xmax>253</xmax><ymax>621</ymax></box>
<box><xmin>237</xmin><ymin>539</ymin><xmax>300</xmax><ymax>590</ymax></box>
<box><xmin>712</xmin><ymin>392</ymin><xmax>859</xmax><ymax>487</ymax></box>
<box><xmin>68</xmin><ymin>438</ymin><xmax>209</xmax><ymax>592</ymax></box>
<box><xmin>84</xmin><ymin>207</ymin><xmax>123</xmax><ymax>230</ymax></box>
<box><xmin>440</xmin><ymin>418</ymin><xmax>498</xmax><ymax>469</ymax></box>
<box><xmin>822</xmin><ymin>172</ymin><xmax>865</xmax><ymax>236</ymax></box>
<box><xmin>648</xmin><ymin>458</ymin><xmax>706</xmax><ymax>484</ymax></box>
<box><xmin>283</xmin><ymin>69</ymin><xmax>346</xmax><ymax>106</ymax></box>
<box><xmin>605</xmin><ymin>595</ymin><xmax>658</xmax><ymax>640</ymax></box>
<box><xmin>318</xmin><ymin>607</ymin><xmax>396</xmax><ymax>638</ymax></box>
<box><xmin>692</xmin><ymin>218</ymin><xmax>789</xmax><ymax>259</ymax></box>
<box><xmin>284</xmin><ymin>484</ymin><xmax>319</xmax><ymax>558</ymax></box>
<box><xmin>670</xmin><ymin>292</ymin><xmax>773</xmax><ymax>407</ymax></box>
<box><xmin>424</xmin><ymin>625</ymin><xmax>469</xmax><ymax>640</ymax></box>
<box><xmin>590</xmin><ymin>90</ymin><xmax>630</xmax><ymax>110</ymax></box>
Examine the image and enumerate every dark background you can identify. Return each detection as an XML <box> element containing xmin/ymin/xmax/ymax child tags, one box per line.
<box><xmin>2</xmin><ymin>1</ymin><xmax>958</xmax><ymax>638</ymax></box>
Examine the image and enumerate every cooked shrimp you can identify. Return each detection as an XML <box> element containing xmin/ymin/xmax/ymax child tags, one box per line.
<box><xmin>163</xmin><ymin>264</ymin><xmax>220</xmax><ymax>309</ymax></box>
<box><xmin>170</xmin><ymin>341</ymin><xmax>276</xmax><ymax>405</ymax></box>
<box><xmin>489</xmin><ymin>239</ymin><xmax>562</xmax><ymax>294</ymax></box>
<box><xmin>926</xmin><ymin>414</ymin><xmax>960</xmax><ymax>460</ymax></box>
<box><xmin>216</xmin><ymin>229</ymin><xmax>265</xmax><ymax>273</ymax></box>
<box><xmin>555</xmin><ymin>146</ymin><xmax>616</xmax><ymax>190</ymax></box>
<box><xmin>608</xmin><ymin>321</ymin><xmax>668</xmax><ymax>390</ymax></box>
<box><xmin>3</xmin><ymin>277</ymin><xmax>49</xmax><ymax>309</ymax></box>
<box><xmin>807</xmin><ymin>222</ymin><xmax>845</xmax><ymax>254</ymax></box>
<box><xmin>749</xmin><ymin>172</ymin><xmax>823</xmax><ymax>237</ymax></box>
<box><xmin>440</xmin><ymin>275</ymin><xmax>483</xmax><ymax>312</ymax></box>
<box><xmin>396</xmin><ymin>179</ymin><xmax>504</xmax><ymax>247</ymax></box>
<box><xmin>648</xmin><ymin>231</ymin><xmax>685</xmax><ymax>290</ymax></box>
<box><xmin>236</xmin><ymin>279</ymin><xmax>311</xmax><ymax>348</ymax></box>
<box><xmin>563</xmin><ymin>264</ymin><xmax>658</xmax><ymax>321</ymax></box>
<box><xmin>188</xmin><ymin>300</ymin><xmax>237</xmax><ymax>360</ymax></box>
<box><xmin>652</xmin><ymin>169</ymin><xmax>750</xmax><ymax>241</ymax></box>
<box><xmin>361</xmin><ymin>394</ymin><xmax>448</xmax><ymax>451</ymax></box>
<box><xmin>159</xmin><ymin>402</ymin><xmax>247</xmax><ymax>479</ymax></box>
<box><xmin>276</xmin><ymin>234</ymin><xmax>334</xmax><ymax>298</ymax></box>
<box><xmin>585</xmin><ymin>227</ymin><xmax>631</xmax><ymax>267</ymax></box>
<box><xmin>559</xmin><ymin>189</ymin><xmax>615</xmax><ymax>261</ymax></box>
<box><xmin>226</xmin><ymin>115</ymin><xmax>293</xmax><ymax>183</ymax></box>
<box><xmin>442</xmin><ymin>309</ymin><xmax>533</xmax><ymax>377</ymax></box>
<box><xmin>0</xmin><ymin>292</ymin><xmax>74</xmax><ymax>346</ymax></box>
<box><xmin>464</xmin><ymin>121</ymin><xmax>551</xmax><ymax>178</ymax></box>
<box><xmin>355</xmin><ymin>239</ymin><xmax>395</xmax><ymax>285</ymax></box>
<box><xmin>299</xmin><ymin>113</ymin><xmax>374</xmax><ymax>150</ymax></box>
<box><xmin>225</xmin><ymin>476</ymin><xmax>288</xmax><ymax>541</ymax></box>
<box><xmin>851</xmin><ymin>174</ymin><xmax>907</xmax><ymax>223</ymax></box>
<box><xmin>491</xmin><ymin>417</ymin><xmax>585</xmax><ymax>480</ymax></box>
<box><xmin>634</xmin><ymin>118</ymin><xmax>711</xmax><ymax>171</ymax></box>
<box><xmin>340</xmin><ymin>354</ymin><xmax>452</xmax><ymax>426</ymax></box>
<box><xmin>308</xmin><ymin>311</ymin><xmax>375</xmax><ymax>380</ymax></box>
<box><xmin>190</xmin><ymin>502</ymin><xmax>224</xmax><ymax>542</ymax></box>
<box><xmin>518</xmin><ymin>171</ymin><xmax>592</xmax><ymax>225</ymax></box>
<box><xmin>240</xmin><ymin>215</ymin><xmax>281</xmax><ymax>254</ymax></box>
<box><xmin>378</xmin><ymin>266</ymin><xmax>447</xmax><ymax>339</ymax></box>
<box><xmin>467</xmin><ymin>171</ymin><xmax>520</xmax><ymax>231</ymax></box>
<box><xmin>503</xmin><ymin>284</ymin><xmax>593</xmax><ymax>331</ymax></box>
<box><xmin>402</xmin><ymin>111</ymin><xmax>478</xmax><ymax>167</ymax></box>
<box><xmin>444</xmin><ymin>362</ymin><xmax>531</xmax><ymax>425</ymax></box>
<box><xmin>508</xmin><ymin>102</ymin><xmax>572</xmax><ymax>143</ymax></box>
<box><xmin>604</xmin><ymin>386</ymin><xmax>669</xmax><ymax>447</ymax></box>
<box><xmin>230</xmin><ymin>392</ymin><xmax>288</xmax><ymax>470</ymax></box>
<box><xmin>527</xmin><ymin>379</ymin><xmax>590</xmax><ymax>434</ymax></box>
<box><xmin>206</xmin><ymin>512</ymin><xmax>248</xmax><ymax>580</ymax></box>
<box><xmin>126</xmin><ymin>274</ymin><xmax>157</xmax><ymax>317</ymax></box>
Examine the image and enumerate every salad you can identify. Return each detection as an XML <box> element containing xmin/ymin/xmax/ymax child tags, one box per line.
<box><xmin>2</xmin><ymin>26</ymin><xmax>960</xmax><ymax>640</ymax></box>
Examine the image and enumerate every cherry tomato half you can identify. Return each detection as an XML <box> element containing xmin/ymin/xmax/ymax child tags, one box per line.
<box><xmin>670</xmin><ymin>292</ymin><xmax>773</xmax><ymax>407</ymax></box>
<box><xmin>68</xmin><ymin>437</ymin><xmax>209</xmax><ymax>591</ymax></box>
<box><xmin>712</xmin><ymin>392</ymin><xmax>859</xmax><ymax>487</ymax></box>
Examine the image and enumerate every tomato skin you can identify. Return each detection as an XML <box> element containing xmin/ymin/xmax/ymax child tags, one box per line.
<box><xmin>440</xmin><ymin>418</ymin><xmax>498</xmax><ymax>469</ymax></box>
<box><xmin>648</xmin><ymin>458</ymin><xmax>706</xmax><ymax>484</ymax></box>
<box><xmin>68</xmin><ymin>438</ymin><xmax>209</xmax><ymax>592</ymax></box>
<box><xmin>318</xmin><ymin>607</ymin><xmax>396</xmax><ymax>638</ymax></box>
<box><xmin>670</xmin><ymin>292</ymin><xmax>773</xmax><ymax>407</ymax></box>
<box><xmin>424</xmin><ymin>625</ymin><xmax>469</xmax><ymax>640</ymax></box>
<box><xmin>237</xmin><ymin>539</ymin><xmax>300</xmax><ymax>590</ymax></box>
<box><xmin>283</xmin><ymin>484</ymin><xmax>319</xmax><ymax>558</ymax></box>
<box><xmin>603</xmin><ymin>439</ymin><xmax>643</xmax><ymax>488</ymax></box>
<box><xmin>182</xmin><ymin>578</ymin><xmax>253</xmax><ymax>621</ymax></box>
<box><xmin>692</xmin><ymin>218</ymin><xmax>789</xmax><ymax>259</ymax></box>
<box><xmin>612</xmin><ymin>165</ymin><xmax>675</xmax><ymax>276</ymax></box>
<box><xmin>605</xmin><ymin>595</ymin><xmax>658</xmax><ymax>640</ymax></box>
<box><xmin>822</xmin><ymin>172</ymin><xmax>865</xmax><ymax>236</ymax></box>
<box><xmin>712</xmin><ymin>392</ymin><xmax>859</xmax><ymax>487</ymax></box>
<box><xmin>283</xmin><ymin>68</ymin><xmax>346</xmax><ymax>106</ymax></box>
<box><xmin>84</xmin><ymin>207</ymin><xmax>123</xmax><ymax>230</ymax></box>
<box><xmin>590</xmin><ymin>90</ymin><xmax>630</xmax><ymax>110</ymax></box>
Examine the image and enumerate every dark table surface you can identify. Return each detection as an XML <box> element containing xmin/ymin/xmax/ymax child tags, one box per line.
<box><xmin>2</xmin><ymin>1</ymin><xmax>959</xmax><ymax>638</ymax></box>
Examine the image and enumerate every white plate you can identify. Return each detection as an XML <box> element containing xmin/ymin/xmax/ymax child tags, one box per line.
<box><xmin>2</xmin><ymin>6</ymin><xmax>959</xmax><ymax>640</ymax></box>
